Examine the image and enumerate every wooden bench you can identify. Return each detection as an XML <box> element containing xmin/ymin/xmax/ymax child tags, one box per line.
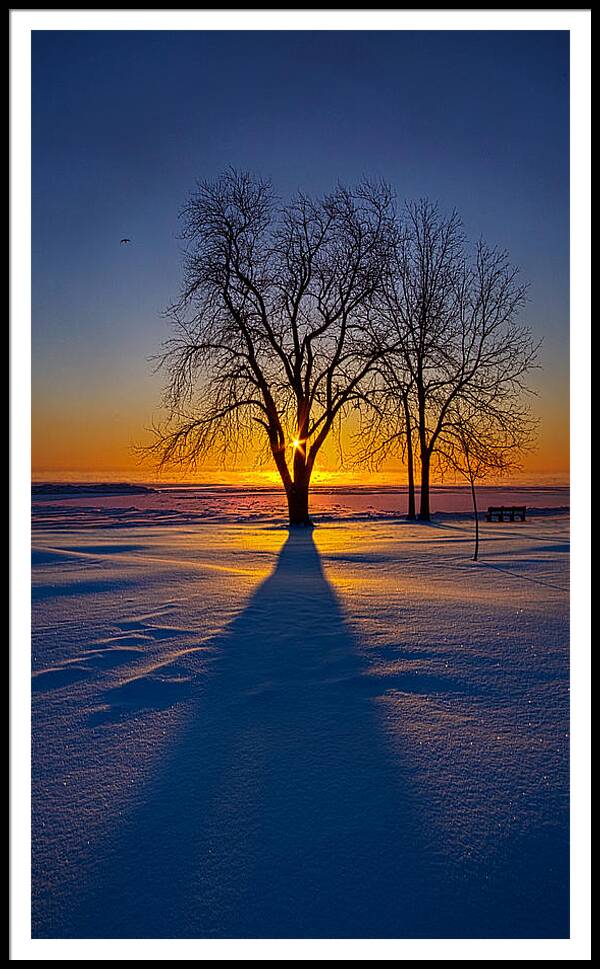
<box><xmin>486</xmin><ymin>505</ymin><xmax>526</xmax><ymax>522</ymax></box>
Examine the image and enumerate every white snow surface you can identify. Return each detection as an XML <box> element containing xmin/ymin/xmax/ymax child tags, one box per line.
<box><xmin>31</xmin><ymin>488</ymin><xmax>569</xmax><ymax>939</ymax></box>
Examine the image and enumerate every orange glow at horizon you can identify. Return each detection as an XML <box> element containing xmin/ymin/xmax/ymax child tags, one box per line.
<box><xmin>32</xmin><ymin>403</ymin><xmax>569</xmax><ymax>487</ymax></box>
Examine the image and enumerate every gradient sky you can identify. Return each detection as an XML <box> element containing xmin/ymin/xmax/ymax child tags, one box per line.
<box><xmin>32</xmin><ymin>30</ymin><xmax>569</xmax><ymax>482</ymax></box>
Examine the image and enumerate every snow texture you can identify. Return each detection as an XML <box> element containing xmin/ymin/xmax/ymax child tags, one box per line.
<box><xmin>31</xmin><ymin>486</ymin><xmax>569</xmax><ymax>938</ymax></box>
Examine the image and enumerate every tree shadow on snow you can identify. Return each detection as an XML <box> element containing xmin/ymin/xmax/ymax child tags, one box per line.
<box><xmin>34</xmin><ymin>530</ymin><xmax>568</xmax><ymax>940</ymax></box>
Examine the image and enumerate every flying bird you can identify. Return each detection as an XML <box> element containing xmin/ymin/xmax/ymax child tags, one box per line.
<box><xmin>120</xmin><ymin>238</ymin><xmax>131</xmax><ymax>245</ymax></box>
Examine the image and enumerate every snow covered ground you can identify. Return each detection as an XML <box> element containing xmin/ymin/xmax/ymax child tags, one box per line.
<box><xmin>31</xmin><ymin>486</ymin><xmax>569</xmax><ymax>939</ymax></box>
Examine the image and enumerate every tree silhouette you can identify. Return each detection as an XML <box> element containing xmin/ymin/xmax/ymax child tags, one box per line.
<box><xmin>149</xmin><ymin>171</ymin><xmax>395</xmax><ymax>525</ymax></box>
<box><xmin>373</xmin><ymin>201</ymin><xmax>539</xmax><ymax>520</ymax></box>
<box><xmin>437</xmin><ymin>404</ymin><xmax>536</xmax><ymax>560</ymax></box>
<box><xmin>148</xmin><ymin>180</ymin><xmax>538</xmax><ymax>525</ymax></box>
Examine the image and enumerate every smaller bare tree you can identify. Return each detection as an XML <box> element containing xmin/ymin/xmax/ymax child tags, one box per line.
<box><xmin>380</xmin><ymin>200</ymin><xmax>538</xmax><ymax>521</ymax></box>
<box><xmin>437</xmin><ymin>405</ymin><xmax>536</xmax><ymax>561</ymax></box>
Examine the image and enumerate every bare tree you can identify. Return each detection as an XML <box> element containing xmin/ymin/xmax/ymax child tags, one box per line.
<box><xmin>379</xmin><ymin>201</ymin><xmax>538</xmax><ymax>520</ymax></box>
<box><xmin>436</xmin><ymin>404</ymin><xmax>536</xmax><ymax>560</ymax></box>
<box><xmin>148</xmin><ymin>170</ymin><xmax>395</xmax><ymax>525</ymax></box>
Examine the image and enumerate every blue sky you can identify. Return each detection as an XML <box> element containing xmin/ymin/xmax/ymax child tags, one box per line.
<box><xmin>31</xmin><ymin>30</ymin><xmax>569</xmax><ymax>475</ymax></box>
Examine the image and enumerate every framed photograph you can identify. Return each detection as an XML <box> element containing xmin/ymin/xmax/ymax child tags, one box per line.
<box><xmin>10</xmin><ymin>9</ymin><xmax>591</xmax><ymax>961</ymax></box>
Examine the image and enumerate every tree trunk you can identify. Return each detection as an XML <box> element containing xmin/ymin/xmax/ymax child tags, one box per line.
<box><xmin>403</xmin><ymin>394</ymin><xmax>416</xmax><ymax>519</ymax></box>
<box><xmin>287</xmin><ymin>445</ymin><xmax>312</xmax><ymax>525</ymax></box>
<box><xmin>416</xmin><ymin>385</ymin><xmax>431</xmax><ymax>522</ymax></box>
<box><xmin>286</xmin><ymin>481</ymin><xmax>311</xmax><ymax>526</ymax></box>
<box><xmin>470</xmin><ymin>477</ymin><xmax>480</xmax><ymax>561</ymax></box>
<box><xmin>287</xmin><ymin>425</ymin><xmax>313</xmax><ymax>525</ymax></box>
<box><xmin>418</xmin><ymin>449</ymin><xmax>431</xmax><ymax>521</ymax></box>
<box><xmin>406</xmin><ymin>447</ymin><xmax>416</xmax><ymax>520</ymax></box>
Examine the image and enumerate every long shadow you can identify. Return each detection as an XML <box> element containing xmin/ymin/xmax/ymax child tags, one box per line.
<box><xmin>35</xmin><ymin>531</ymin><xmax>568</xmax><ymax>939</ymax></box>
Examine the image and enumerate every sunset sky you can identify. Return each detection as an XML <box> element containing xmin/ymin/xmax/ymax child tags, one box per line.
<box><xmin>32</xmin><ymin>30</ymin><xmax>569</xmax><ymax>483</ymax></box>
